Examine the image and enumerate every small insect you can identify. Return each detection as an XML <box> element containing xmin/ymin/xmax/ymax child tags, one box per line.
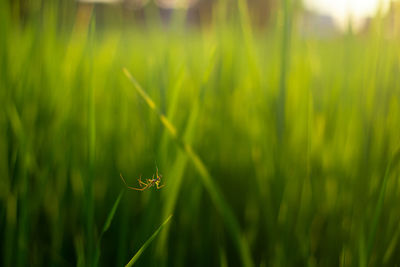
<box><xmin>120</xmin><ymin>167</ymin><xmax>165</xmax><ymax>191</ymax></box>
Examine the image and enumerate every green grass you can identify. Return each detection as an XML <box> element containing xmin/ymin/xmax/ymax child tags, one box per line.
<box><xmin>125</xmin><ymin>214</ymin><xmax>172</xmax><ymax>267</ymax></box>
<box><xmin>123</xmin><ymin>67</ymin><xmax>253</xmax><ymax>267</ymax></box>
<box><xmin>1</xmin><ymin>1</ymin><xmax>400</xmax><ymax>266</ymax></box>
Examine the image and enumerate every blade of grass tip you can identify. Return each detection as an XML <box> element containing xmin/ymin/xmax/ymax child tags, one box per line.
<box><xmin>101</xmin><ymin>190</ymin><xmax>124</xmax><ymax>235</ymax></box>
<box><xmin>123</xmin><ymin>68</ymin><xmax>254</xmax><ymax>267</ymax></box>
<box><xmin>125</xmin><ymin>215</ymin><xmax>173</xmax><ymax>267</ymax></box>
<box><xmin>366</xmin><ymin>148</ymin><xmax>400</xmax><ymax>262</ymax></box>
<box><xmin>93</xmin><ymin>190</ymin><xmax>124</xmax><ymax>266</ymax></box>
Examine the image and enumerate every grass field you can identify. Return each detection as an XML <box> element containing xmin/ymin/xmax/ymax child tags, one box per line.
<box><xmin>1</xmin><ymin>1</ymin><xmax>400</xmax><ymax>266</ymax></box>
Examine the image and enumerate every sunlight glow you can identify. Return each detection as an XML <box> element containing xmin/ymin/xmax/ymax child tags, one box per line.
<box><xmin>304</xmin><ymin>0</ymin><xmax>394</xmax><ymax>30</ymax></box>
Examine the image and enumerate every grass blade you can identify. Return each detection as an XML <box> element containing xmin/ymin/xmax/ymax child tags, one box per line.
<box><xmin>125</xmin><ymin>215</ymin><xmax>173</xmax><ymax>267</ymax></box>
<box><xmin>123</xmin><ymin>68</ymin><xmax>254</xmax><ymax>267</ymax></box>
<box><xmin>94</xmin><ymin>190</ymin><xmax>124</xmax><ymax>266</ymax></box>
<box><xmin>101</xmin><ymin>190</ymin><xmax>124</xmax><ymax>234</ymax></box>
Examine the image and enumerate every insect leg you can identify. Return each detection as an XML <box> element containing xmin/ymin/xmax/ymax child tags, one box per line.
<box><xmin>137</xmin><ymin>176</ymin><xmax>147</xmax><ymax>187</ymax></box>
<box><xmin>120</xmin><ymin>173</ymin><xmax>149</xmax><ymax>191</ymax></box>
<box><xmin>126</xmin><ymin>183</ymin><xmax>149</xmax><ymax>191</ymax></box>
<box><xmin>156</xmin><ymin>183</ymin><xmax>165</xmax><ymax>189</ymax></box>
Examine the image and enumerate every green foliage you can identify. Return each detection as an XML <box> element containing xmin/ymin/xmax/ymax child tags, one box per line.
<box><xmin>124</xmin><ymin>68</ymin><xmax>253</xmax><ymax>267</ymax></box>
<box><xmin>1</xmin><ymin>1</ymin><xmax>400</xmax><ymax>266</ymax></box>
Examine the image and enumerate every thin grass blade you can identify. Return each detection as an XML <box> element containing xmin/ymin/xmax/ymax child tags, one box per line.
<box><xmin>94</xmin><ymin>190</ymin><xmax>124</xmax><ymax>266</ymax></box>
<box><xmin>125</xmin><ymin>215</ymin><xmax>173</xmax><ymax>267</ymax></box>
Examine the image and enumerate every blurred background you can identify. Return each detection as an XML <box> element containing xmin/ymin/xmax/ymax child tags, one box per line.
<box><xmin>1</xmin><ymin>0</ymin><xmax>400</xmax><ymax>266</ymax></box>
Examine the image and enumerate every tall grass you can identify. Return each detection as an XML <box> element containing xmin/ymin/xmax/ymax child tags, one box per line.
<box><xmin>1</xmin><ymin>1</ymin><xmax>400</xmax><ymax>266</ymax></box>
<box><xmin>123</xmin><ymin>67</ymin><xmax>253</xmax><ymax>267</ymax></box>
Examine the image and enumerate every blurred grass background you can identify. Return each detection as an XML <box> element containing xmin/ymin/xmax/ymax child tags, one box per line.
<box><xmin>1</xmin><ymin>0</ymin><xmax>400</xmax><ymax>266</ymax></box>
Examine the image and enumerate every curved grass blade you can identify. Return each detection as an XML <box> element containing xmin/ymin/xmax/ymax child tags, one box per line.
<box><xmin>102</xmin><ymin>190</ymin><xmax>124</xmax><ymax>235</ymax></box>
<box><xmin>123</xmin><ymin>68</ymin><xmax>254</xmax><ymax>267</ymax></box>
<box><xmin>125</xmin><ymin>215</ymin><xmax>173</xmax><ymax>267</ymax></box>
<box><xmin>94</xmin><ymin>189</ymin><xmax>124</xmax><ymax>266</ymax></box>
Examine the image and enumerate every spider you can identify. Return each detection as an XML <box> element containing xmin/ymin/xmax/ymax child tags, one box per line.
<box><xmin>120</xmin><ymin>167</ymin><xmax>165</xmax><ymax>191</ymax></box>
